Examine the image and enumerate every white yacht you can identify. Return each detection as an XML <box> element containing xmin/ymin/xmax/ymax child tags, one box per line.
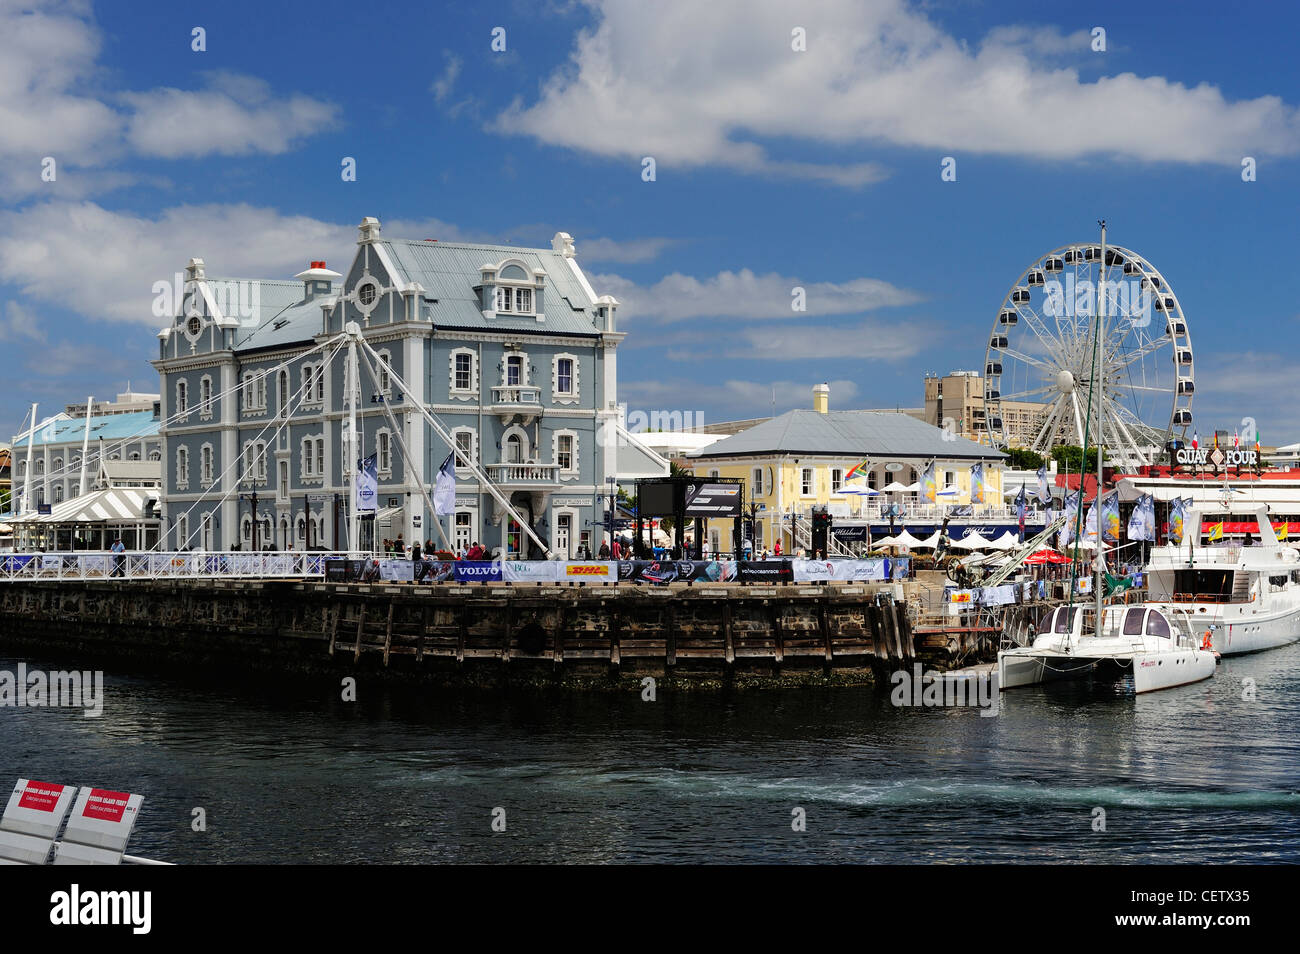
<box><xmin>1143</xmin><ymin>503</ymin><xmax>1300</xmax><ymax>655</ymax></box>
<box><xmin>999</xmin><ymin>602</ymin><xmax>1217</xmax><ymax>694</ymax></box>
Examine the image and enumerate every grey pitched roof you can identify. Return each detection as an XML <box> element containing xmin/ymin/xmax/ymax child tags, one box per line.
<box><xmin>229</xmin><ymin>280</ymin><xmax>320</xmax><ymax>352</ymax></box>
<box><xmin>691</xmin><ymin>410</ymin><xmax>1006</xmax><ymax>461</ymax></box>
<box><xmin>379</xmin><ymin>238</ymin><xmax>602</xmax><ymax>335</ymax></box>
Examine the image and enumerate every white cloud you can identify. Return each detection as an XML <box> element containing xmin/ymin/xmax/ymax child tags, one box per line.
<box><xmin>497</xmin><ymin>0</ymin><xmax>1300</xmax><ymax>183</ymax></box>
<box><xmin>621</xmin><ymin>377</ymin><xmax>861</xmax><ymax>421</ymax></box>
<box><xmin>729</xmin><ymin>318</ymin><xmax>928</xmax><ymax>361</ymax></box>
<box><xmin>578</xmin><ymin>236</ymin><xmax>675</xmax><ymax>263</ymax></box>
<box><xmin>122</xmin><ymin>73</ymin><xmax>339</xmax><ymax>158</ymax></box>
<box><xmin>431</xmin><ymin>54</ymin><xmax>462</xmax><ymax>104</ymax></box>
<box><xmin>0</xmin><ymin>300</ymin><xmax>46</xmax><ymax>343</ymax></box>
<box><xmin>0</xmin><ymin>2</ymin><xmax>337</xmax><ymax>196</ymax></box>
<box><xmin>0</xmin><ymin>200</ymin><xmax>355</xmax><ymax>324</ymax></box>
<box><xmin>592</xmin><ymin>268</ymin><xmax>919</xmax><ymax>323</ymax></box>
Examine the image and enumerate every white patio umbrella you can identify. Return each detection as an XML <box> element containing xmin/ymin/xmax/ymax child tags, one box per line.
<box><xmin>871</xmin><ymin>534</ymin><xmax>901</xmax><ymax>549</ymax></box>
<box><xmin>892</xmin><ymin>530</ymin><xmax>926</xmax><ymax>549</ymax></box>
<box><xmin>987</xmin><ymin>531</ymin><xmax>1022</xmax><ymax>550</ymax></box>
<box><xmin>914</xmin><ymin>531</ymin><xmax>943</xmax><ymax>549</ymax></box>
<box><xmin>951</xmin><ymin>532</ymin><xmax>993</xmax><ymax>551</ymax></box>
<box><xmin>881</xmin><ymin>480</ymin><xmax>911</xmax><ymax>493</ymax></box>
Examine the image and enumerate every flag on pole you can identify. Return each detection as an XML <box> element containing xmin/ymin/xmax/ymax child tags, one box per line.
<box><xmin>970</xmin><ymin>462</ymin><xmax>985</xmax><ymax>505</ymax></box>
<box><xmin>1036</xmin><ymin>463</ymin><xmax>1050</xmax><ymax>506</ymax></box>
<box><xmin>1207</xmin><ymin>520</ymin><xmax>1224</xmax><ymax>543</ymax></box>
<box><xmin>354</xmin><ymin>454</ymin><xmax>377</xmax><ymax>513</ymax></box>
<box><xmin>1015</xmin><ymin>485</ymin><xmax>1027</xmax><ymax>541</ymax></box>
<box><xmin>1127</xmin><ymin>493</ymin><xmax>1155</xmax><ymax>542</ymax></box>
<box><xmin>844</xmin><ymin>459</ymin><xmax>870</xmax><ymax>481</ymax></box>
<box><xmin>1084</xmin><ymin>495</ymin><xmax>1099</xmax><ymax>541</ymax></box>
<box><xmin>921</xmin><ymin>461</ymin><xmax>937</xmax><ymax>503</ymax></box>
<box><xmin>433</xmin><ymin>452</ymin><xmax>456</xmax><ymax>516</ymax></box>
<box><xmin>1101</xmin><ymin>490</ymin><xmax>1121</xmax><ymax>544</ymax></box>
<box><xmin>1060</xmin><ymin>490</ymin><xmax>1081</xmax><ymax>549</ymax></box>
<box><xmin>1277</xmin><ymin>520</ymin><xmax>1289</xmax><ymax>542</ymax></box>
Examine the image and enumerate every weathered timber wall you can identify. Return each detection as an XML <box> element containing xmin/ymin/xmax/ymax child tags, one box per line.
<box><xmin>0</xmin><ymin>580</ymin><xmax>929</xmax><ymax>688</ymax></box>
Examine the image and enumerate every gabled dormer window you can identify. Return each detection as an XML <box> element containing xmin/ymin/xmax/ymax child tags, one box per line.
<box><xmin>487</xmin><ymin>261</ymin><xmax>543</xmax><ymax>319</ymax></box>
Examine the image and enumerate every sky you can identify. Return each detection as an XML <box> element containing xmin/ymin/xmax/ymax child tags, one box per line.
<box><xmin>2</xmin><ymin>0</ymin><xmax>1298</xmax><ymax>448</ymax></box>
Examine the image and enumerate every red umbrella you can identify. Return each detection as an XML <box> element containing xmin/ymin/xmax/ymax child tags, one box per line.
<box><xmin>1024</xmin><ymin>547</ymin><xmax>1070</xmax><ymax>565</ymax></box>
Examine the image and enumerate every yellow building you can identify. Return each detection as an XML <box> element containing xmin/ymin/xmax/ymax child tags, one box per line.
<box><xmin>689</xmin><ymin>384</ymin><xmax>1007</xmax><ymax>555</ymax></box>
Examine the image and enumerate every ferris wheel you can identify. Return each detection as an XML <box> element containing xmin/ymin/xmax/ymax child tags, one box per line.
<box><xmin>982</xmin><ymin>242</ymin><xmax>1193</xmax><ymax>468</ymax></box>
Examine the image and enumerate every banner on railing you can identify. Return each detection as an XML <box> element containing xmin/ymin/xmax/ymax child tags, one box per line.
<box><xmin>455</xmin><ymin>560</ymin><xmax>502</xmax><ymax>583</ymax></box>
<box><xmin>502</xmin><ymin>561</ymin><xmax>559</xmax><ymax>583</ymax></box>
<box><xmin>737</xmin><ymin>560</ymin><xmax>792</xmax><ymax>583</ymax></box>
<box><xmin>562</xmin><ymin>562</ymin><xmax>618</xmax><ymax>582</ymax></box>
<box><xmin>618</xmin><ymin>560</ymin><xmax>737</xmax><ymax>584</ymax></box>
<box><xmin>791</xmin><ymin>558</ymin><xmax>888</xmax><ymax>581</ymax></box>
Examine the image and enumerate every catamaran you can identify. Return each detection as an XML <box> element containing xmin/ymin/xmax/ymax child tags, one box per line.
<box><xmin>997</xmin><ymin>221</ymin><xmax>1217</xmax><ymax>694</ymax></box>
<box><xmin>1142</xmin><ymin>502</ymin><xmax>1300</xmax><ymax>655</ymax></box>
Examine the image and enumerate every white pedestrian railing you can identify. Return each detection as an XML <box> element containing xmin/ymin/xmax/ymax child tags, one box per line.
<box><xmin>0</xmin><ymin>551</ymin><xmax>347</xmax><ymax>583</ymax></box>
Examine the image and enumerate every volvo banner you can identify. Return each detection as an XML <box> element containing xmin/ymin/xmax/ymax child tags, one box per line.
<box><xmin>454</xmin><ymin>560</ymin><xmax>503</xmax><ymax>583</ymax></box>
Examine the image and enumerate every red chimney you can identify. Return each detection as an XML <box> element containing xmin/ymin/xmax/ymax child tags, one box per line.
<box><xmin>310</xmin><ymin>260</ymin><xmax>326</xmax><ymax>269</ymax></box>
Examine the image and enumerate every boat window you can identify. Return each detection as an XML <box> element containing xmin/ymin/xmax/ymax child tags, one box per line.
<box><xmin>1038</xmin><ymin>608</ymin><xmax>1058</xmax><ymax>632</ymax></box>
<box><xmin>1270</xmin><ymin>575</ymin><xmax>1287</xmax><ymax>587</ymax></box>
<box><xmin>1122</xmin><ymin>608</ymin><xmax>1146</xmax><ymax>635</ymax></box>
<box><xmin>1146</xmin><ymin>613</ymin><xmax>1172</xmax><ymax>639</ymax></box>
<box><xmin>1054</xmin><ymin>608</ymin><xmax>1075</xmax><ymax>634</ymax></box>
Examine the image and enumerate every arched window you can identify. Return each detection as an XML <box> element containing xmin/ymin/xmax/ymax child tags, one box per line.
<box><xmin>505</xmin><ymin>434</ymin><xmax>522</xmax><ymax>464</ymax></box>
<box><xmin>278</xmin><ymin>370</ymin><xmax>290</xmax><ymax>418</ymax></box>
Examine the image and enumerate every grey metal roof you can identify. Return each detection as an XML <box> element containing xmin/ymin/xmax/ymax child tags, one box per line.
<box><xmin>380</xmin><ymin>239</ymin><xmax>602</xmax><ymax>335</ymax></box>
<box><xmin>692</xmin><ymin>410</ymin><xmax>1006</xmax><ymax>461</ymax></box>
<box><xmin>228</xmin><ymin>280</ymin><xmax>319</xmax><ymax>352</ymax></box>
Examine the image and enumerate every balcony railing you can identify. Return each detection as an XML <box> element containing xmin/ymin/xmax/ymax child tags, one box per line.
<box><xmin>487</xmin><ymin>462</ymin><xmax>561</xmax><ymax>485</ymax></box>
<box><xmin>491</xmin><ymin>385</ymin><xmax>541</xmax><ymax>406</ymax></box>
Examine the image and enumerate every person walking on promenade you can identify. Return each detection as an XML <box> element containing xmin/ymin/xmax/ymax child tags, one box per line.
<box><xmin>111</xmin><ymin>537</ymin><xmax>126</xmax><ymax>578</ymax></box>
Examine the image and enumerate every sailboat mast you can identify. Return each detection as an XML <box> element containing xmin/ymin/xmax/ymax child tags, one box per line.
<box><xmin>1095</xmin><ymin>220</ymin><xmax>1107</xmax><ymax>625</ymax></box>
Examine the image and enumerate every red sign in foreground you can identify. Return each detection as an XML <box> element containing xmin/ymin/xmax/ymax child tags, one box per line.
<box><xmin>81</xmin><ymin>788</ymin><xmax>130</xmax><ymax>823</ymax></box>
<box><xmin>17</xmin><ymin>780</ymin><xmax>66</xmax><ymax>812</ymax></box>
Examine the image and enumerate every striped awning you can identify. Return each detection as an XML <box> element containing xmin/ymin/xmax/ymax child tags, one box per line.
<box><xmin>18</xmin><ymin>488</ymin><xmax>155</xmax><ymax>525</ymax></box>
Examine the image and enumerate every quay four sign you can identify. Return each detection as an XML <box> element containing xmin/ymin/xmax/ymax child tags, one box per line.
<box><xmin>1175</xmin><ymin>447</ymin><xmax>1258</xmax><ymax>468</ymax></box>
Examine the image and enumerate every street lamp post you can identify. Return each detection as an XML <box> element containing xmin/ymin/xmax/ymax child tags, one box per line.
<box><xmin>241</xmin><ymin>485</ymin><xmax>260</xmax><ymax>551</ymax></box>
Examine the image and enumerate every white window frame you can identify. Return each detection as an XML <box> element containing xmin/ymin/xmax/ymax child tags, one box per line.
<box><xmin>831</xmin><ymin>468</ymin><xmax>843</xmax><ymax>494</ymax></box>
<box><xmin>801</xmin><ymin>467</ymin><xmax>814</xmax><ymax>497</ymax></box>
<box><xmin>278</xmin><ymin>370</ymin><xmax>290</xmax><ymax>418</ymax></box>
<box><xmin>451</xmin><ymin>428</ymin><xmax>477</xmax><ymax>473</ymax></box>
<box><xmin>376</xmin><ymin>427</ymin><xmax>392</xmax><ymax>478</ymax></box>
<box><xmin>552</xmin><ymin>353</ymin><xmax>579</xmax><ymax>404</ymax></box>
<box><xmin>450</xmin><ymin>348</ymin><xmax>478</xmax><ymax>398</ymax></box>
<box><xmin>200</xmin><ymin>375</ymin><xmax>213</xmax><ymax>420</ymax></box>
<box><xmin>376</xmin><ymin>349</ymin><xmax>392</xmax><ymax>397</ymax></box>
<box><xmin>175</xmin><ymin>445</ymin><xmax>189</xmax><ymax>490</ymax></box>
<box><xmin>502</xmin><ymin>352</ymin><xmax>528</xmax><ymax>388</ymax></box>
<box><xmin>553</xmin><ymin>429</ymin><xmax>578</xmax><ymax>476</ymax></box>
<box><xmin>752</xmin><ymin>467</ymin><xmax>764</xmax><ymax>497</ymax></box>
<box><xmin>176</xmin><ymin>379</ymin><xmax>189</xmax><ymax>419</ymax></box>
<box><xmin>200</xmin><ymin>443</ymin><xmax>214</xmax><ymax>487</ymax></box>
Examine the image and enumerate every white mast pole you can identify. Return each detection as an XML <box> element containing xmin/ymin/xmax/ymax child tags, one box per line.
<box><xmin>346</xmin><ymin>325</ymin><xmax>361</xmax><ymax>558</ymax></box>
<box><xmin>22</xmin><ymin>402</ymin><xmax>37</xmax><ymax>517</ymax></box>
<box><xmin>78</xmin><ymin>395</ymin><xmax>93</xmax><ymax>497</ymax></box>
<box><xmin>1095</xmin><ymin>221</ymin><xmax>1107</xmax><ymax>629</ymax></box>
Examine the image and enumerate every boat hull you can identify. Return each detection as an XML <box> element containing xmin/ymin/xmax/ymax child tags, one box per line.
<box><xmin>998</xmin><ymin>646</ymin><xmax>1216</xmax><ymax>694</ymax></box>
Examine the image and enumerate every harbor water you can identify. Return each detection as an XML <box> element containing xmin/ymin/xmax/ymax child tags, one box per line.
<box><xmin>2</xmin><ymin>638</ymin><xmax>1298</xmax><ymax>864</ymax></box>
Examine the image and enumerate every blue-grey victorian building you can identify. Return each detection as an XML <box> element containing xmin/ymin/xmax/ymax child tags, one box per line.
<box><xmin>153</xmin><ymin>217</ymin><xmax>636</xmax><ymax>556</ymax></box>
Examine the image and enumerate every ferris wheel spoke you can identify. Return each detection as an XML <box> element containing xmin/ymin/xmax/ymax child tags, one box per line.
<box><xmin>1108</xmin><ymin>333</ymin><xmax>1171</xmax><ymax>371</ymax></box>
<box><xmin>999</xmin><ymin>384</ymin><xmax>1057</xmax><ymax>401</ymax></box>
<box><xmin>1031</xmin><ymin>395</ymin><xmax>1070</xmax><ymax>451</ymax></box>
<box><xmin>1014</xmin><ymin>307</ymin><xmax>1068</xmax><ymax>366</ymax></box>
<box><xmin>999</xmin><ymin>347</ymin><xmax>1057</xmax><ymax>374</ymax></box>
<box><xmin>1109</xmin><ymin>382</ymin><xmax>1173</xmax><ymax>394</ymax></box>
